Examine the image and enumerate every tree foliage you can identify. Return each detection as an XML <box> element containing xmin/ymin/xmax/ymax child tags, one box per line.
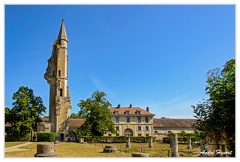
<box><xmin>5</xmin><ymin>86</ymin><xmax>47</xmax><ymax>140</ymax></box>
<box><xmin>70</xmin><ymin>112</ymin><xmax>81</xmax><ymax>119</ymax></box>
<box><xmin>77</xmin><ymin>90</ymin><xmax>116</xmax><ymax>136</ymax></box>
<box><xmin>192</xmin><ymin>59</ymin><xmax>235</xmax><ymax>156</ymax></box>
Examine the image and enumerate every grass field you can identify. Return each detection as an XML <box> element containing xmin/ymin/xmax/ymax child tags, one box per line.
<box><xmin>5</xmin><ymin>142</ymin><xmax>27</xmax><ymax>148</ymax></box>
<box><xmin>5</xmin><ymin>142</ymin><xmax>201</xmax><ymax>158</ymax></box>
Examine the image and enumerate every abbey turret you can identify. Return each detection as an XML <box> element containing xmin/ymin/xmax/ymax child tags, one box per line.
<box><xmin>40</xmin><ymin>19</ymin><xmax>71</xmax><ymax>141</ymax></box>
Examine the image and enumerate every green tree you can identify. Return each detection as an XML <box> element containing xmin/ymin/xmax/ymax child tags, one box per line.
<box><xmin>70</xmin><ymin>112</ymin><xmax>81</xmax><ymax>118</ymax></box>
<box><xmin>192</xmin><ymin>59</ymin><xmax>235</xmax><ymax>156</ymax></box>
<box><xmin>5</xmin><ymin>107</ymin><xmax>11</xmax><ymax>124</ymax></box>
<box><xmin>5</xmin><ymin>86</ymin><xmax>46</xmax><ymax>140</ymax></box>
<box><xmin>77</xmin><ymin>90</ymin><xmax>116</xmax><ymax>136</ymax></box>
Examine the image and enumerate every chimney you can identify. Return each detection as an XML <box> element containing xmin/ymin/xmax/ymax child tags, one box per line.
<box><xmin>117</xmin><ymin>104</ymin><xmax>120</xmax><ymax>108</ymax></box>
<box><xmin>129</xmin><ymin>104</ymin><xmax>132</xmax><ymax>108</ymax></box>
<box><xmin>146</xmin><ymin>107</ymin><xmax>149</xmax><ymax>112</ymax></box>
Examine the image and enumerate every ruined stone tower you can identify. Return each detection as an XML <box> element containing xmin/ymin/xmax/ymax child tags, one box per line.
<box><xmin>44</xmin><ymin>19</ymin><xmax>71</xmax><ymax>141</ymax></box>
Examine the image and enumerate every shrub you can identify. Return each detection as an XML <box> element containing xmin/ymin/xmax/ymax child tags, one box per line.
<box><xmin>163</xmin><ymin>137</ymin><xmax>170</xmax><ymax>143</ymax></box>
<box><xmin>77</xmin><ymin>136</ymin><xmax>156</xmax><ymax>143</ymax></box>
<box><xmin>37</xmin><ymin>132</ymin><xmax>56</xmax><ymax>142</ymax></box>
<box><xmin>5</xmin><ymin>134</ymin><xmax>31</xmax><ymax>142</ymax></box>
<box><xmin>163</xmin><ymin>136</ymin><xmax>199</xmax><ymax>144</ymax></box>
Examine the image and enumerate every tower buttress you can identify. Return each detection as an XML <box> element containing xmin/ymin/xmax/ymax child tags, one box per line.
<box><xmin>44</xmin><ymin>19</ymin><xmax>71</xmax><ymax>141</ymax></box>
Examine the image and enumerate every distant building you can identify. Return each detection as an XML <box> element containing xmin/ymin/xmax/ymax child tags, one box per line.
<box><xmin>153</xmin><ymin>118</ymin><xmax>197</xmax><ymax>140</ymax></box>
<box><xmin>108</xmin><ymin>104</ymin><xmax>155</xmax><ymax>137</ymax></box>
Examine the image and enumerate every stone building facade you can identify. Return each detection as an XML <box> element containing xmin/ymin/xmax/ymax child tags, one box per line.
<box><xmin>108</xmin><ymin>104</ymin><xmax>155</xmax><ymax>137</ymax></box>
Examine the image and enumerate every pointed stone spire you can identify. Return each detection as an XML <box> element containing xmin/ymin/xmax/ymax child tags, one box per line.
<box><xmin>58</xmin><ymin>19</ymin><xmax>68</xmax><ymax>41</ymax></box>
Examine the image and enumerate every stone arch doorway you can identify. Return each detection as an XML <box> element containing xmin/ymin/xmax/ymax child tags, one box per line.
<box><xmin>124</xmin><ymin>128</ymin><xmax>133</xmax><ymax>136</ymax></box>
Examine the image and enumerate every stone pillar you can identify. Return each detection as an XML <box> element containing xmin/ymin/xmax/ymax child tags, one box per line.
<box><xmin>34</xmin><ymin>144</ymin><xmax>57</xmax><ymax>157</ymax></box>
<box><xmin>171</xmin><ymin>134</ymin><xmax>179</xmax><ymax>157</ymax></box>
<box><xmin>200</xmin><ymin>139</ymin><xmax>205</xmax><ymax>152</ymax></box>
<box><xmin>126</xmin><ymin>137</ymin><xmax>131</xmax><ymax>148</ymax></box>
<box><xmin>187</xmin><ymin>137</ymin><xmax>192</xmax><ymax>149</ymax></box>
<box><xmin>148</xmin><ymin>136</ymin><xmax>153</xmax><ymax>148</ymax></box>
<box><xmin>199</xmin><ymin>139</ymin><xmax>207</xmax><ymax>157</ymax></box>
<box><xmin>170</xmin><ymin>136</ymin><xmax>173</xmax><ymax>148</ymax></box>
<box><xmin>79</xmin><ymin>138</ymin><xmax>84</xmax><ymax>143</ymax></box>
<box><xmin>132</xmin><ymin>153</ymin><xmax>149</xmax><ymax>157</ymax></box>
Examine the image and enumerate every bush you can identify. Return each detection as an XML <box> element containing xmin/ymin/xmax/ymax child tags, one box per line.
<box><xmin>163</xmin><ymin>136</ymin><xmax>199</xmax><ymax>144</ymax></box>
<box><xmin>163</xmin><ymin>137</ymin><xmax>170</xmax><ymax>143</ymax></box>
<box><xmin>37</xmin><ymin>132</ymin><xmax>56</xmax><ymax>142</ymax></box>
<box><xmin>77</xmin><ymin>136</ymin><xmax>156</xmax><ymax>143</ymax></box>
<box><xmin>5</xmin><ymin>134</ymin><xmax>31</xmax><ymax>142</ymax></box>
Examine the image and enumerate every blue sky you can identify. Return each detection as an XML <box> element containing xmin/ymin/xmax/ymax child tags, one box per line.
<box><xmin>4</xmin><ymin>5</ymin><xmax>235</xmax><ymax>118</ymax></box>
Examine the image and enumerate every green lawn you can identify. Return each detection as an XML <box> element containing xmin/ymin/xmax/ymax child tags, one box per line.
<box><xmin>5</xmin><ymin>142</ymin><xmax>201</xmax><ymax>158</ymax></box>
<box><xmin>5</xmin><ymin>142</ymin><xmax>27</xmax><ymax>148</ymax></box>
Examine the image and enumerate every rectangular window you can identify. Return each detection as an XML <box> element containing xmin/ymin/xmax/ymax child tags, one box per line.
<box><xmin>138</xmin><ymin>126</ymin><xmax>141</xmax><ymax>131</ymax></box>
<box><xmin>116</xmin><ymin>117</ymin><xmax>119</xmax><ymax>123</ymax></box>
<box><xmin>127</xmin><ymin>117</ymin><xmax>130</xmax><ymax>123</ymax></box>
<box><xmin>126</xmin><ymin>111</ymin><xmax>130</xmax><ymax>115</ymax></box>
<box><xmin>137</xmin><ymin>111</ymin><xmax>141</xmax><ymax>115</ymax></box>
<box><xmin>115</xmin><ymin>111</ymin><xmax>119</xmax><ymax>115</ymax></box>
<box><xmin>116</xmin><ymin>134</ymin><xmax>119</xmax><ymax>136</ymax></box>
<box><xmin>146</xmin><ymin>126</ymin><xmax>149</xmax><ymax>131</ymax></box>
<box><xmin>146</xmin><ymin>134</ymin><xmax>149</xmax><ymax>137</ymax></box>
<box><xmin>116</xmin><ymin>126</ymin><xmax>119</xmax><ymax>131</ymax></box>
<box><xmin>59</xmin><ymin>89</ymin><xmax>63</xmax><ymax>96</ymax></box>
<box><xmin>137</xmin><ymin>117</ymin><xmax>141</xmax><ymax>123</ymax></box>
<box><xmin>145</xmin><ymin>117</ymin><xmax>149</xmax><ymax>122</ymax></box>
<box><xmin>108</xmin><ymin>134</ymin><xmax>112</xmax><ymax>136</ymax></box>
<box><xmin>138</xmin><ymin>134</ymin><xmax>141</xmax><ymax>136</ymax></box>
<box><xmin>58</xmin><ymin>70</ymin><xmax>61</xmax><ymax>77</ymax></box>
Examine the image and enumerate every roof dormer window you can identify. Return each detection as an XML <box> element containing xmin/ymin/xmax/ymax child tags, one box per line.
<box><xmin>136</xmin><ymin>110</ymin><xmax>141</xmax><ymax>115</ymax></box>
<box><xmin>126</xmin><ymin>111</ymin><xmax>130</xmax><ymax>115</ymax></box>
<box><xmin>114</xmin><ymin>111</ymin><xmax>119</xmax><ymax>115</ymax></box>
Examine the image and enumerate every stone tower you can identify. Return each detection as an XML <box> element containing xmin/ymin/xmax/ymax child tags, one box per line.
<box><xmin>44</xmin><ymin>19</ymin><xmax>71</xmax><ymax>141</ymax></box>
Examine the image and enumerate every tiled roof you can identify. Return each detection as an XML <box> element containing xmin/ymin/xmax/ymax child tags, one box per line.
<box><xmin>68</xmin><ymin>119</ymin><xmax>85</xmax><ymax>129</ymax></box>
<box><xmin>153</xmin><ymin>118</ymin><xmax>196</xmax><ymax>128</ymax></box>
<box><xmin>109</xmin><ymin>106</ymin><xmax>154</xmax><ymax>116</ymax></box>
<box><xmin>42</xmin><ymin>117</ymin><xmax>49</xmax><ymax>122</ymax></box>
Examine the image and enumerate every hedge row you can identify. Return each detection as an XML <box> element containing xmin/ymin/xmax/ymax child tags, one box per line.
<box><xmin>5</xmin><ymin>134</ymin><xmax>31</xmax><ymax>142</ymax></box>
<box><xmin>163</xmin><ymin>137</ymin><xmax>198</xmax><ymax>144</ymax></box>
<box><xmin>78</xmin><ymin>136</ymin><xmax>156</xmax><ymax>143</ymax></box>
<box><xmin>37</xmin><ymin>132</ymin><xmax>56</xmax><ymax>142</ymax></box>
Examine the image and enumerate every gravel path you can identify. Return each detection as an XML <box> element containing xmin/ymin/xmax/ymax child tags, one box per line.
<box><xmin>5</xmin><ymin>142</ymin><xmax>33</xmax><ymax>152</ymax></box>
